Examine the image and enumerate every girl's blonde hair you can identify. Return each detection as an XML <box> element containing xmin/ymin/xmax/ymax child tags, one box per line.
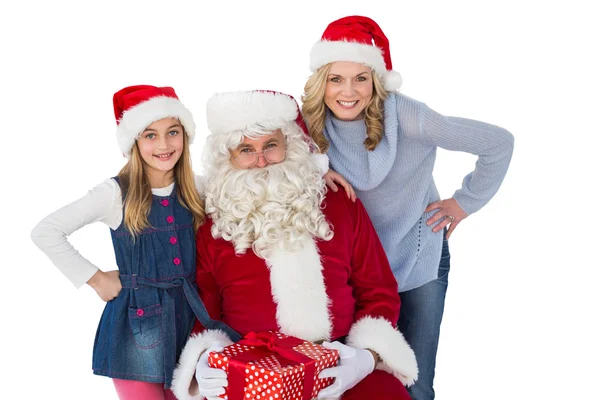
<box><xmin>117</xmin><ymin>130</ymin><xmax>205</xmax><ymax>236</ymax></box>
<box><xmin>301</xmin><ymin>63</ymin><xmax>388</xmax><ymax>153</ymax></box>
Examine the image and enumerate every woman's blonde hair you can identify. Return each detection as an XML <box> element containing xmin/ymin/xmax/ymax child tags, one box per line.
<box><xmin>117</xmin><ymin>129</ymin><xmax>205</xmax><ymax>236</ymax></box>
<box><xmin>301</xmin><ymin>63</ymin><xmax>388</xmax><ymax>153</ymax></box>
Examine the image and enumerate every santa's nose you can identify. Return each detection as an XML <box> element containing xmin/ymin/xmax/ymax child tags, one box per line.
<box><xmin>254</xmin><ymin>154</ymin><xmax>268</xmax><ymax>168</ymax></box>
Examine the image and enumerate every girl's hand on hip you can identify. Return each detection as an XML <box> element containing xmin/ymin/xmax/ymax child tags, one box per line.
<box><xmin>87</xmin><ymin>270</ymin><xmax>122</xmax><ymax>301</ymax></box>
<box><xmin>425</xmin><ymin>198</ymin><xmax>468</xmax><ymax>239</ymax></box>
<box><xmin>324</xmin><ymin>169</ymin><xmax>356</xmax><ymax>202</ymax></box>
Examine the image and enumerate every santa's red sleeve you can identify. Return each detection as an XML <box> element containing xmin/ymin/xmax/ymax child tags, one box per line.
<box><xmin>345</xmin><ymin>198</ymin><xmax>419</xmax><ymax>387</ymax></box>
<box><xmin>172</xmin><ymin>221</ymin><xmax>234</xmax><ymax>400</ymax></box>
<box><xmin>193</xmin><ymin>221</ymin><xmax>222</xmax><ymax>332</ymax></box>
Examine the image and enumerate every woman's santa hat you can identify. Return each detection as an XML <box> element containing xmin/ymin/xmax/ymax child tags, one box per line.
<box><xmin>206</xmin><ymin>90</ymin><xmax>308</xmax><ymax>138</ymax></box>
<box><xmin>113</xmin><ymin>85</ymin><xmax>196</xmax><ymax>158</ymax></box>
<box><xmin>309</xmin><ymin>15</ymin><xmax>402</xmax><ymax>91</ymax></box>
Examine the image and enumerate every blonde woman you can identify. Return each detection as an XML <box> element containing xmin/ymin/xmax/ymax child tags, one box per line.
<box><xmin>302</xmin><ymin>16</ymin><xmax>515</xmax><ymax>400</ymax></box>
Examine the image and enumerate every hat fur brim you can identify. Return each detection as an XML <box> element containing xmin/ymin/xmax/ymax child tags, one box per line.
<box><xmin>310</xmin><ymin>40</ymin><xmax>402</xmax><ymax>91</ymax></box>
<box><xmin>116</xmin><ymin>96</ymin><xmax>195</xmax><ymax>157</ymax></box>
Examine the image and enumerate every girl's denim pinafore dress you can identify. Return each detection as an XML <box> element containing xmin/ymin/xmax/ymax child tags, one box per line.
<box><xmin>92</xmin><ymin>177</ymin><xmax>239</xmax><ymax>388</ymax></box>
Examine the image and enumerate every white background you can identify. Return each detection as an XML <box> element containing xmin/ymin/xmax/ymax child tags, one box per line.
<box><xmin>2</xmin><ymin>0</ymin><xmax>598</xmax><ymax>399</ymax></box>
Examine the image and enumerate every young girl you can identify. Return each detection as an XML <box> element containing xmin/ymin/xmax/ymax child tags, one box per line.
<box><xmin>31</xmin><ymin>85</ymin><xmax>236</xmax><ymax>399</ymax></box>
<box><xmin>302</xmin><ymin>16</ymin><xmax>514</xmax><ymax>400</ymax></box>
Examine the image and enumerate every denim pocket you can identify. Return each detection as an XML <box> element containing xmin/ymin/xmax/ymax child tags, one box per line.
<box><xmin>128</xmin><ymin>304</ymin><xmax>163</xmax><ymax>349</ymax></box>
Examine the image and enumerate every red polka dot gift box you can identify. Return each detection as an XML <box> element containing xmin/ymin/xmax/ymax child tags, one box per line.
<box><xmin>208</xmin><ymin>331</ymin><xmax>339</xmax><ymax>400</ymax></box>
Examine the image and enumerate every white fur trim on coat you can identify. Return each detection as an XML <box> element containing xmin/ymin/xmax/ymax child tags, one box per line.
<box><xmin>206</xmin><ymin>91</ymin><xmax>298</xmax><ymax>136</ymax></box>
<box><xmin>310</xmin><ymin>153</ymin><xmax>330</xmax><ymax>176</ymax></box>
<box><xmin>116</xmin><ymin>96</ymin><xmax>196</xmax><ymax>158</ymax></box>
<box><xmin>346</xmin><ymin>316</ymin><xmax>418</xmax><ymax>387</ymax></box>
<box><xmin>309</xmin><ymin>40</ymin><xmax>402</xmax><ymax>91</ymax></box>
<box><xmin>265</xmin><ymin>237</ymin><xmax>332</xmax><ymax>342</ymax></box>
<box><xmin>171</xmin><ymin>330</ymin><xmax>233</xmax><ymax>400</ymax></box>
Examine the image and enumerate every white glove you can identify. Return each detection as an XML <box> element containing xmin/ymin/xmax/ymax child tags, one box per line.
<box><xmin>195</xmin><ymin>344</ymin><xmax>228</xmax><ymax>400</ymax></box>
<box><xmin>317</xmin><ymin>341</ymin><xmax>375</xmax><ymax>399</ymax></box>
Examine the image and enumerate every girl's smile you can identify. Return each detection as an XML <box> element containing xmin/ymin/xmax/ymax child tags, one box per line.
<box><xmin>153</xmin><ymin>151</ymin><xmax>175</xmax><ymax>161</ymax></box>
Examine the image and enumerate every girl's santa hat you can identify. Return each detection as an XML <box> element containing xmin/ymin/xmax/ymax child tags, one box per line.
<box><xmin>309</xmin><ymin>16</ymin><xmax>402</xmax><ymax>91</ymax></box>
<box><xmin>113</xmin><ymin>85</ymin><xmax>195</xmax><ymax>158</ymax></box>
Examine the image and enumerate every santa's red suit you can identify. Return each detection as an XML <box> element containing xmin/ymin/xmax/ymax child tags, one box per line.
<box><xmin>172</xmin><ymin>189</ymin><xmax>418</xmax><ymax>400</ymax></box>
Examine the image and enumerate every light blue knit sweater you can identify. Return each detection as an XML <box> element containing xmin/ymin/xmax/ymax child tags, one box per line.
<box><xmin>323</xmin><ymin>93</ymin><xmax>514</xmax><ymax>292</ymax></box>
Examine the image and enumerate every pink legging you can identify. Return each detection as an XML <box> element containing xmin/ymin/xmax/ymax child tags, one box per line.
<box><xmin>113</xmin><ymin>378</ymin><xmax>177</xmax><ymax>400</ymax></box>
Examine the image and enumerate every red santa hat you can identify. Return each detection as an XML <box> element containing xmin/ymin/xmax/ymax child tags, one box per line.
<box><xmin>309</xmin><ymin>15</ymin><xmax>402</xmax><ymax>91</ymax></box>
<box><xmin>113</xmin><ymin>85</ymin><xmax>196</xmax><ymax>158</ymax></box>
<box><xmin>206</xmin><ymin>90</ymin><xmax>307</xmax><ymax>137</ymax></box>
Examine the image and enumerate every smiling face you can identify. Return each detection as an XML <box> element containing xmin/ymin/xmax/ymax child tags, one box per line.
<box><xmin>136</xmin><ymin>117</ymin><xmax>184</xmax><ymax>186</ymax></box>
<box><xmin>324</xmin><ymin>61</ymin><xmax>374</xmax><ymax>121</ymax></box>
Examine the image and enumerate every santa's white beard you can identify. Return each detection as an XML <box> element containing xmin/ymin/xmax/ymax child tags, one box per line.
<box><xmin>204</xmin><ymin>141</ymin><xmax>333</xmax><ymax>259</ymax></box>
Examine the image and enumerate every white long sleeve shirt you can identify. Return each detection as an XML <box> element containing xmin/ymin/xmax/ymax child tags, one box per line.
<box><xmin>30</xmin><ymin>178</ymin><xmax>196</xmax><ymax>288</ymax></box>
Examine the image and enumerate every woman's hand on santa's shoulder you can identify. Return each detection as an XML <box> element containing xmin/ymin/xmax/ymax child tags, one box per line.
<box><xmin>324</xmin><ymin>170</ymin><xmax>357</xmax><ymax>202</ymax></box>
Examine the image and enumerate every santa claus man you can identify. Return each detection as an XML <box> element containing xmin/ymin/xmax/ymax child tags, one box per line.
<box><xmin>172</xmin><ymin>90</ymin><xmax>417</xmax><ymax>400</ymax></box>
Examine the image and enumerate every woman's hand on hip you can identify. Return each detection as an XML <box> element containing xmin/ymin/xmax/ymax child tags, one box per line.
<box><xmin>87</xmin><ymin>270</ymin><xmax>122</xmax><ymax>301</ymax></box>
<box><xmin>425</xmin><ymin>198</ymin><xmax>468</xmax><ymax>239</ymax></box>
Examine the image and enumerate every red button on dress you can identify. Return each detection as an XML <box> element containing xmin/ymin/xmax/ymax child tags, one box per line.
<box><xmin>173</xmin><ymin>257</ymin><xmax>181</xmax><ymax>265</ymax></box>
<box><xmin>166</xmin><ymin>216</ymin><xmax>174</xmax><ymax>223</ymax></box>
<box><xmin>170</xmin><ymin>237</ymin><xmax>177</xmax><ymax>244</ymax></box>
<box><xmin>136</xmin><ymin>309</ymin><xmax>144</xmax><ymax>316</ymax></box>
<box><xmin>161</xmin><ymin>199</ymin><xmax>169</xmax><ymax>206</ymax></box>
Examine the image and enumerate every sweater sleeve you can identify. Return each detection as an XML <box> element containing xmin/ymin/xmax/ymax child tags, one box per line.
<box><xmin>413</xmin><ymin>100</ymin><xmax>514</xmax><ymax>215</ymax></box>
<box><xmin>30</xmin><ymin>178</ymin><xmax>123</xmax><ymax>288</ymax></box>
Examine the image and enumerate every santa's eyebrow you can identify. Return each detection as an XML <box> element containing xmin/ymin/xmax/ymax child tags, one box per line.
<box><xmin>235</xmin><ymin>144</ymin><xmax>260</xmax><ymax>152</ymax></box>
